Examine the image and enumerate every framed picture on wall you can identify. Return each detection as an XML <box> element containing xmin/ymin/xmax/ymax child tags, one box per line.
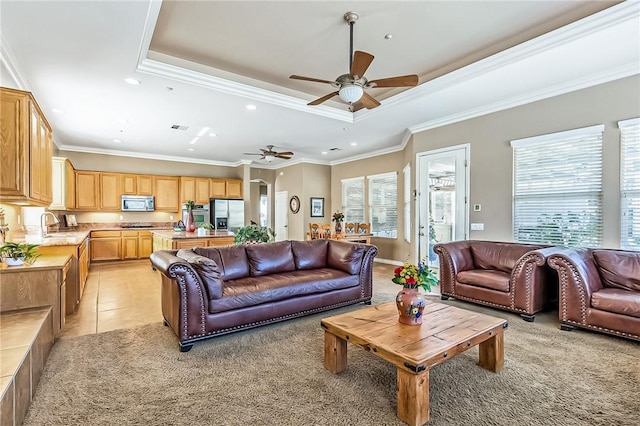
<box><xmin>310</xmin><ymin>197</ymin><xmax>324</xmax><ymax>217</ymax></box>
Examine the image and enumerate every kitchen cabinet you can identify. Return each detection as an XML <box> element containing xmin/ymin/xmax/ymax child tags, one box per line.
<box><xmin>75</xmin><ymin>171</ymin><xmax>99</xmax><ymax>210</ymax></box>
<box><xmin>122</xmin><ymin>231</ymin><xmax>139</xmax><ymax>259</ymax></box>
<box><xmin>226</xmin><ymin>179</ymin><xmax>243</xmax><ymax>199</ymax></box>
<box><xmin>154</xmin><ymin>176</ymin><xmax>180</xmax><ymax>211</ymax></box>
<box><xmin>78</xmin><ymin>237</ymin><xmax>89</xmax><ymax>300</ymax></box>
<box><xmin>138</xmin><ymin>231</ymin><xmax>153</xmax><ymax>258</ymax></box>
<box><xmin>152</xmin><ymin>233</ymin><xmax>234</xmax><ymax>251</ymax></box>
<box><xmin>210</xmin><ymin>178</ymin><xmax>226</xmax><ymax>198</ymax></box>
<box><xmin>0</xmin><ymin>87</ymin><xmax>53</xmax><ymax>206</ymax></box>
<box><xmin>99</xmin><ymin>173</ymin><xmax>122</xmax><ymax>211</ymax></box>
<box><xmin>90</xmin><ymin>230</ymin><xmax>121</xmax><ymax>261</ymax></box>
<box><xmin>122</xmin><ymin>174</ymin><xmax>153</xmax><ymax>196</ymax></box>
<box><xmin>50</xmin><ymin>157</ymin><xmax>75</xmax><ymax>210</ymax></box>
<box><xmin>180</xmin><ymin>177</ymin><xmax>211</xmax><ymax>204</ymax></box>
<box><xmin>66</xmin><ymin>159</ymin><xmax>76</xmax><ymax>209</ymax></box>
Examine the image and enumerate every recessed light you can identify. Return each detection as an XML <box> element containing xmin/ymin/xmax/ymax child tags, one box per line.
<box><xmin>321</xmin><ymin>151</ymin><xmax>328</xmax><ymax>155</ymax></box>
<box><xmin>113</xmin><ymin>139</ymin><xmax>122</xmax><ymax>143</ymax></box>
<box><xmin>189</xmin><ymin>137</ymin><xmax>199</xmax><ymax>145</ymax></box>
<box><xmin>125</xmin><ymin>78</ymin><xmax>141</xmax><ymax>85</ymax></box>
<box><xmin>350</xmin><ymin>142</ymin><xmax>358</xmax><ymax>146</ymax></box>
<box><xmin>384</xmin><ymin>34</ymin><xmax>393</xmax><ymax>39</ymax></box>
<box><xmin>246</xmin><ymin>105</ymin><xmax>257</xmax><ymax>110</ymax></box>
<box><xmin>188</xmin><ymin>148</ymin><xmax>194</xmax><ymax>151</ymax></box>
<box><xmin>209</xmin><ymin>133</ymin><xmax>217</xmax><ymax>137</ymax></box>
<box><xmin>52</xmin><ymin>108</ymin><xmax>64</xmax><ymax>114</ymax></box>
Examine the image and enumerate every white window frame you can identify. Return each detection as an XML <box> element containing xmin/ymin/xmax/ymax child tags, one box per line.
<box><xmin>511</xmin><ymin>124</ymin><xmax>604</xmax><ymax>247</ymax></box>
<box><xmin>368</xmin><ymin>172</ymin><xmax>398</xmax><ymax>239</ymax></box>
<box><xmin>619</xmin><ymin>117</ymin><xmax>640</xmax><ymax>250</ymax></box>
<box><xmin>403</xmin><ymin>164</ymin><xmax>411</xmax><ymax>243</ymax></box>
<box><xmin>341</xmin><ymin>177</ymin><xmax>365</xmax><ymax>225</ymax></box>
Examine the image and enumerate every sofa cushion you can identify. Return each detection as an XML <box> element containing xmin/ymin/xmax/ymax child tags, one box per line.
<box><xmin>245</xmin><ymin>241</ymin><xmax>296</xmax><ymax>277</ymax></box>
<box><xmin>592</xmin><ymin>250</ymin><xmax>640</xmax><ymax>292</ymax></box>
<box><xmin>327</xmin><ymin>241</ymin><xmax>365</xmax><ymax>275</ymax></box>
<box><xmin>195</xmin><ymin>245</ymin><xmax>250</xmax><ymax>281</ymax></box>
<box><xmin>291</xmin><ymin>240</ymin><xmax>328</xmax><ymax>270</ymax></box>
<box><xmin>471</xmin><ymin>242</ymin><xmax>539</xmax><ymax>273</ymax></box>
<box><xmin>457</xmin><ymin>269</ymin><xmax>510</xmax><ymax>292</ymax></box>
<box><xmin>591</xmin><ymin>288</ymin><xmax>640</xmax><ymax>318</ymax></box>
<box><xmin>176</xmin><ymin>249</ymin><xmax>223</xmax><ymax>299</ymax></box>
<box><xmin>209</xmin><ymin>268</ymin><xmax>358</xmax><ymax>314</ymax></box>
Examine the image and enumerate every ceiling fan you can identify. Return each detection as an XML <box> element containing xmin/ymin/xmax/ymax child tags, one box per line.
<box><xmin>243</xmin><ymin>145</ymin><xmax>294</xmax><ymax>162</ymax></box>
<box><xmin>290</xmin><ymin>11</ymin><xmax>419</xmax><ymax>110</ymax></box>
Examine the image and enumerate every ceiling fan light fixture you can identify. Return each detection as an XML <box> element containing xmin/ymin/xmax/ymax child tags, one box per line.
<box><xmin>264</xmin><ymin>154</ymin><xmax>275</xmax><ymax>162</ymax></box>
<box><xmin>339</xmin><ymin>84</ymin><xmax>363</xmax><ymax>103</ymax></box>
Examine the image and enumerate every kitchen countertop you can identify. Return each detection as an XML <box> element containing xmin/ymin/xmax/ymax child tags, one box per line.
<box><xmin>10</xmin><ymin>231</ymin><xmax>91</xmax><ymax>247</ymax></box>
<box><xmin>0</xmin><ymin>254</ymin><xmax>72</xmax><ymax>272</ymax></box>
<box><xmin>151</xmin><ymin>229</ymin><xmax>235</xmax><ymax>239</ymax></box>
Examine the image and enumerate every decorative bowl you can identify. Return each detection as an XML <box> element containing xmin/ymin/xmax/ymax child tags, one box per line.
<box><xmin>173</xmin><ymin>226</ymin><xmax>185</xmax><ymax>232</ymax></box>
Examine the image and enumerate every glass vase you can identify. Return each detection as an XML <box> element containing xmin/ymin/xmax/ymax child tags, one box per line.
<box><xmin>186</xmin><ymin>210</ymin><xmax>196</xmax><ymax>232</ymax></box>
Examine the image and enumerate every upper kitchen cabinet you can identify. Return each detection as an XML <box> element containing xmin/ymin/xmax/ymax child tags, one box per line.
<box><xmin>122</xmin><ymin>174</ymin><xmax>153</xmax><ymax>196</ymax></box>
<box><xmin>75</xmin><ymin>171</ymin><xmax>99</xmax><ymax>210</ymax></box>
<box><xmin>153</xmin><ymin>176</ymin><xmax>180</xmax><ymax>211</ymax></box>
<box><xmin>0</xmin><ymin>87</ymin><xmax>53</xmax><ymax>206</ymax></box>
<box><xmin>50</xmin><ymin>157</ymin><xmax>75</xmax><ymax>210</ymax></box>
<box><xmin>209</xmin><ymin>178</ymin><xmax>226</xmax><ymax>199</ymax></box>
<box><xmin>226</xmin><ymin>179</ymin><xmax>243</xmax><ymax>199</ymax></box>
<box><xmin>180</xmin><ymin>177</ymin><xmax>210</xmax><ymax>204</ymax></box>
<box><xmin>99</xmin><ymin>173</ymin><xmax>122</xmax><ymax>211</ymax></box>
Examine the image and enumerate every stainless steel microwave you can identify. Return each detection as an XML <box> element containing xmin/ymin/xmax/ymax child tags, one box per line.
<box><xmin>121</xmin><ymin>195</ymin><xmax>155</xmax><ymax>212</ymax></box>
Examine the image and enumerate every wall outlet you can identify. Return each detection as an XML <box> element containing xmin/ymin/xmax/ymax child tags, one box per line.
<box><xmin>473</xmin><ymin>204</ymin><xmax>481</xmax><ymax>212</ymax></box>
<box><xmin>169</xmin><ymin>215</ymin><xmax>174</xmax><ymax>220</ymax></box>
<box><xmin>470</xmin><ymin>223</ymin><xmax>484</xmax><ymax>231</ymax></box>
<box><xmin>119</xmin><ymin>215</ymin><xmax>124</xmax><ymax>221</ymax></box>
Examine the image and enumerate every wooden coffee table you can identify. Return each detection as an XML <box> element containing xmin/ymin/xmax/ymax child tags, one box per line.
<box><xmin>321</xmin><ymin>301</ymin><xmax>507</xmax><ymax>426</ymax></box>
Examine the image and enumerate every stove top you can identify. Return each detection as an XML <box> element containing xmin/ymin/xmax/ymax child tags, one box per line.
<box><xmin>120</xmin><ymin>225</ymin><xmax>151</xmax><ymax>229</ymax></box>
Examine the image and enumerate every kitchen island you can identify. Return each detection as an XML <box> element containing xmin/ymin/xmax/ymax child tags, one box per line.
<box><xmin>151</xmin><ymin>229</ymin><xmax>236</xmax><ymax>251</ymax></box>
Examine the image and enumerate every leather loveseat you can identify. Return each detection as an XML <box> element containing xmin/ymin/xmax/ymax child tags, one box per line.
<box><xmin>434</xmin><ymin>240</ymin><xmax>557</xmax><ymax>321</ymax></box>
<box><xmin>547</xmin><ymin>248</ymin><xmax>640</xmax><ymax>341</ymax></box>
<box><xmin>150</xmin><ymin>239</ymin><xmax>377</xmax><ymax>351</ymax></box>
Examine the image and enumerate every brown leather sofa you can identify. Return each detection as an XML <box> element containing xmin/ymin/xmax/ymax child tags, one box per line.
<box><xmin>547</xmin><ymin>248</ymin><xmax>640</xmax><ymax>341</ymax></box>
<box><xmin>434</xmin><ymin>240</ymin><xmax>557</xmax><ymax>321</ymax></box>
<box><xmin>150</xmin><ymin>239</ymin><xmax>377</xmax><ymax>351</ymax></box>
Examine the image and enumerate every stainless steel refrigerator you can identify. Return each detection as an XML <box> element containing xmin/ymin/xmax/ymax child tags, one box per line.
<box><xmin>211</xmin><ymin>199</ymin><xmax>245</xmax><ymax>233</ymax></box>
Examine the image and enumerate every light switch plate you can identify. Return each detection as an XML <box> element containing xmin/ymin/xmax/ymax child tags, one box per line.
<box><xmin>473</xmin><ymin>204</ymin><xmax>481</xmax><ymax>211</ymax></box>
<box><xmin>470</xmin><ymin>223</ymin><xmax>484</xmax><ymax>231</ymax></box>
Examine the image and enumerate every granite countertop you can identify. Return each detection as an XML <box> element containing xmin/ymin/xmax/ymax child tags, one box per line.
<box><xmin>151</xmin><ymin>229</ymin><xmax>235</xmax><ymax>239</ymax></box>
<box><xmin>10</xmin><ymin>231</ymin><xmax>91</xmax><ymax>247</ymax></box>
<box><xmin>0</xmin><ymin>254</ymin><xmax>72</xmax><ymax>273</ymax></box>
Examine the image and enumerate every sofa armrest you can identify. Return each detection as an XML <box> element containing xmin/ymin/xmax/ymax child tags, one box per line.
<box><xmin>510</xmin><ymin>248</ymin><xmax>556</xmax><ymax>313</ymax></box>
<box><xmin>434</xmin><ymin>241</ymin><xmax>473</xmax><ymax>295</ymax></box>
<box><xmin>357</xmin><ymin>244</ymin><xmax>378</xmax><ymax>301</ymax></box>
<box><xmin>547</xmin><ymin>248</ymin><xmax>603</xmax><ymax>324</ymax></box>
<box><xmin>150</xmin><ymin>250</ymin><xmax>208</xmax><ymax>340</ymax></box>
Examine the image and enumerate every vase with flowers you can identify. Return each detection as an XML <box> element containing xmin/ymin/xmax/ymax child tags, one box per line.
<box><xmin>331</xmin><ymin>211</ymin><xmax>345</xmax><ymax>233</ymax></box>
<box><xmin>392</xmin><ymin>259</ymin><xmax>439</xmax><ymax>325</ymax></box>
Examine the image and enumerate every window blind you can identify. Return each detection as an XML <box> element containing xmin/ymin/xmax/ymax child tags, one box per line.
<box><xmin>619</xmin><ymin>118</ymin><xmax>640</xmax><ymax>250</ymax></box>
<box><xmin>368</xmin><ymin>172</ymin><xmax>398</xmax><ymax>238</ymax></box>
<box><xmin>511</xmin><ymin>125</ymin><xmax>603</xmax><ymax>247</ymax></box>
<box><xmin>403</xmin><ymin>164</ymin><xmax>411</xmax><ymax>242</ymax></box>
<box><xmin>341</xmin><ymin>177</ymin><xmax>365</xmax><ymax>224</ymax></box>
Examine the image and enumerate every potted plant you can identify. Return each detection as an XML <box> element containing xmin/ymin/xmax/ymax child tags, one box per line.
<box><xmin>0</xmin><ymin>241</ymin><xmax>40</xmax><ymax>266</ymax></box>
<box><xmin>392</xmin><ymin>258</ymin><xmax>439</xmax><ymax>325</ymax></box>
<box><xmin>197</xmin><ymin>222</ymin><xmax>214</xmax><ymax>236</ymax></box>
<box><xmin>332</xmin><ymin>211</ymin><xmax>345</xmax><ymax>233</ymax></box>
<box><xmin>233</xmin><ymin>224</ymin><xmax>275</xmax><ymax>244</ymax></box>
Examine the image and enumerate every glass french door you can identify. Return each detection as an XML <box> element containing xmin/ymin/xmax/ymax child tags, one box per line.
<box><xmin>417</xmin><ymin>145</ymin><xmax>469</xmax><ymax>268</ymax></box>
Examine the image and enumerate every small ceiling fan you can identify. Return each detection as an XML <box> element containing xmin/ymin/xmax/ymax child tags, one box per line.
<box><xmin>243</xmin><ymin>145</ymin><xmax>294</xmax><ymax>162</ymax></box>
<box><xmin>290</xmin><ymin>11</ymin><xmax>419</xmax><ymax>110</ymax></box>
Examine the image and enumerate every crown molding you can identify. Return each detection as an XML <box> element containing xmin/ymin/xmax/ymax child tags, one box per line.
<box><xmin>58</xmin><ymin>145</ymin><xmax>248</xmax><ymax>167</ymax></box>
<box><xmin>0</xmin><ymin>33</ymin><xmax>30</xmax><ymax>90</ymax></box>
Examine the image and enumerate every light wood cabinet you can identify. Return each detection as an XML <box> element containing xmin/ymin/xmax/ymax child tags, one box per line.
<box><xmin>122</xmin><ymin>231</ymin><xmax>139</xmax><ymax>260</ymax></box>
<box><xmin>90</xmin><ymin>231</ymin><xmax>121</xmax><ymax>261</ymax></box>
<box><xmin>138</xmin><ymin>175</ymin><xmax>153</xmax><ymax>195</ymax></box>
<box><xmin>75</xmin><ymin>171</ymin><xmax>99</xmax><ymax>210</ymax></box>
<box><xmin>152</xmin><ymin>233</ymin><xmax>234</xmax><ymax>251</ymax></box>
<box><xmin>50</xmin><ymin>157</ymin><xmax>75</xmax><ymax>210</ymax></box>
<box><xmin>154</xmin><ymin>176</ymin><xmax>180</xmax><ymax>211</ymax></box>
<box><xmin>122</xmin><ymin>174</ymin><xmax>153</xmax><ymax>196</ymax></box>
<box><xmin>78</xmin><ymin>238</ymin><xmax>89</xmax><ymax>300</ymax></box>
<box><xmin>139</xmin><ymin>231</ymin><xmax>153</xmax><ymax>258</ymax></box>
<box><xmin>210</xmin><ymin>178</ymin><xmax>226</xmax><ymax>198</ymax></box>
<box><xmin>226</xmin><ymin>179</ymin><xmax>243</xmax><ymax>199</ymax></box>
<box><xmin>180</xmin><ymin>177</ymin><xmax>195</xmax><ymax>204</ymax></box>
<box><xmin>66</xmin><ymin>159</ymin><xmax>76</xmax><ymax>209</ymax></box>
<box><xmin>99</xmin><ymin>173</ymin><xmax>122</xmax><ymax>211</ymax></box>
<box><xmin>0</xmin><ymin>87</ymin><xmax>53</xmax><ymax>206</ymax></box>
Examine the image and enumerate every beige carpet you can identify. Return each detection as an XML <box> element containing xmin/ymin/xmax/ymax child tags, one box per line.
<box><xmin>25</xmin><ymin>295</ymin><xmax>639</xmax><ymax>426</ymax></box>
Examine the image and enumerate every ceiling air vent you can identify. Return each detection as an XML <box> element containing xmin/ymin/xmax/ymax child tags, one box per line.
<box><xmin>329</xmin><ymin>147</ymin><xmax>341</xmax><ymax>151</ymax></box>
<box><xmin>170</xmin><ymin>124</ymin><xmax>189</xmax><ymax>131</ymax></box>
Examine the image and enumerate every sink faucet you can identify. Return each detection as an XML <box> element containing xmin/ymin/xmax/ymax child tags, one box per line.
<box><xmin>40</xmin><ymin>212</ymin><xmax>60</xmax><ymax>238</ymax></box>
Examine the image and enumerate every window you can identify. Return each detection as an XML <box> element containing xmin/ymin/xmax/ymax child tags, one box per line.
<box><xmin>368</xmin><ymin>172</ymin><xmax>398</xmax><ymax>238</ymax></box>
<box><xmin>620</xmin><ymin>118</ymin><xmax>640</xmax><ymax>250</ymax></box>
<box><xmin>511</xmin><ymin>125</ymin><xmax>604</xmax><ymax>247</ymax></box>
<box><xmin>341</xmin><ymin>177</ymin><xmax>365</xmax><ymax>224</ymax></box>
<box><xmin>403</xmin><ymin>164</ymin><xmax>411</xmax><ymax>242</ymax></box>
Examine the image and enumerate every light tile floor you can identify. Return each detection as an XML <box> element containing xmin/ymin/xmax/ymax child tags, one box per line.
<box><xmin>62</xmin><ymin>260</ymin><xmax>439</xmax><ymax>338</ymax></box>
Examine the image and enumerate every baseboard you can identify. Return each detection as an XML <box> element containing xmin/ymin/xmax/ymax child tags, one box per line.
<box><xmin>374</xmin><ymin>258</ymin><xmax>403</xmax><ymax>266</ymax></box>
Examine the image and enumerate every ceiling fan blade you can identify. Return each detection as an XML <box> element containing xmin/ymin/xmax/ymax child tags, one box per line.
<box><xmin>349</xmin><ymin>101</ymin><xmax>366</xmax><ymax>113</ymax></box>
<box><xmin>359</xmin><ymin>92</ymin><xmax>381</xmax><ymax>109</ymax></box>
<box><xmin>276</xmin><ymin>151</ymin><xmax>294</xmax><ymax>156</ymax></box>
<box><xmin>350</xmin><ymin>51</ymin><xmax>374</xmax><ymax>79</ymax></box>
<box><xmin>243</xmin><ymin>152</ymin><xmax>262</xmax><ymax>156</ymax></box>
<box><xmin>308</xmin><ymin>91</ymin><xmax>339</xmax><ymax>106</ymax></box>
<box><xmin>290</xmin><ymin>75</ymin><xmax>335</xmax><ymax>85</ymax></box>
<box><xmin>367</xmin><ymin>74</ymin><xmax>419</xmax><ymax>88</ymax></box>
<box><xmin>276</xmin><ymin>155</ymin><xmax>292</xmax><ymax>160</ymax></box>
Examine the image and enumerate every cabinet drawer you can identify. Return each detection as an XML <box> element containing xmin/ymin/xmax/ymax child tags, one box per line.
<box><xmin>121</xmin><ymin>230</ymin><xmax>139</xmax><ymax>237</ymax></box>
<box><xmin>91</xmin><ymin>230</ymin><xmax>121</xmax><ymax>238</ymax></box>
